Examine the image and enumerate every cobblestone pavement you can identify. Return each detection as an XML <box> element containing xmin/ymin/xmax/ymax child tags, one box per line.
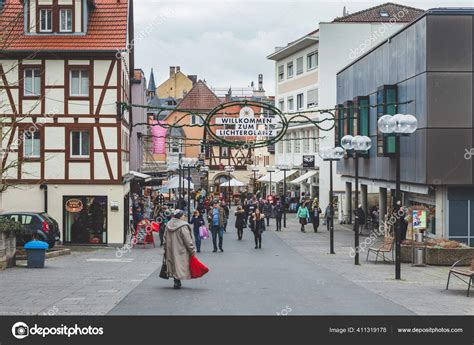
<box><xmin>275</xmin><ymin>215</ymin><xmax>474</xmax><ymax>315</ymax></box>
<box><xmin>0</xmin><ymin>214</ymin><xmax>472</xmax><ymax>315</ymax></box>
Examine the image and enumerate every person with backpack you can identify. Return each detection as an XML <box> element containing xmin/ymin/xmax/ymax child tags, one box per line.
<box><xmin>297</xmin><ymin>201</ymin><xmax>310</xmax><ymax>233</ymax></box>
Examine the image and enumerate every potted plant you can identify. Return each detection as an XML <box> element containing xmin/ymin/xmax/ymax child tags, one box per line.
<box><xmin>0</xmin><ymin>217</ymin><xmax>24</xmax><ymax>270</ymax></box>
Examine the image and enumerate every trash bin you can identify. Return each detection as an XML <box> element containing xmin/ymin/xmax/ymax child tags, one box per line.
<box><xmin>24</xmin><ymin>240</ymin><xmax>49</xmax><ymax>268</ymax></box>
<box><xmin>412</xmin><ymin>246</ymin><xmax>426</xmax><ymax>267</ymax></box>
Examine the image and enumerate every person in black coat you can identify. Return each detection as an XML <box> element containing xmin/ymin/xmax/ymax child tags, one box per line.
<box><xmin>249</xmin><ymin>209</ymin><xmax>266</xmax><ymax>249</ymax></box>
<box><xmin>354</xmin><ymin>204</ymin><xmax>366</xmax><ymax>234</ymax></box>
<box><xmin>274</xmin><ymin>201</ymin><xmax>283</xmax><ymax>231</ymax></box>
<box><xmin>234</xmin><ymin>206</ymin><xmax>246</xmax><ymax>240</ymax></box>
<box><xmin>190</xmin><ymin>210</ymin><xmax>205</xmax><ymax>253</ymax></box>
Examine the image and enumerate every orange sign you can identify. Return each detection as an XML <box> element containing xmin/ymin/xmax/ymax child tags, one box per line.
<box><xmin>65</xmin><ymin>199</ymin><xmax>83</xmax><ymax>213</ymax></box>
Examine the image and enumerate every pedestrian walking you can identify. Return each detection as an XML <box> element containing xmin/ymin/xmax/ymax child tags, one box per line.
<box><xmin>274</xmin><ymin>201</ymin><xmax>283</xmax><ymax>231</ymax></box>
<box><xmin>297</xmin><ymin>202</ymin><xmax>309</xmax><ymax>233</ymax></box>
<box><xmin>263</xmin><ymin>200</ymin><xmax>273</xmax><ymax>227</ymax></box>
<box><xmin>311</xmin><ymin>198</ymin><xmax>322</xmax><ymax>233</ymax></box>
<box><xmin>163</xmin><ymin>210</ymin><xmax>197</xmax><ymax>289</ymax></box>
<box><xmin>235</xmin><ymin>206</ymin><xmax>246</xmax><ymax>240</ymax></box>
<box><xmin>220</xmin><ymin>201</ymin><xmax>230</xmax><ymax>232</ymax></box>
<box><xmin>325</xmin><ymin>204</ymin><xmax>334</xmax><ymax>231</ymax></box>
<box><xmin>354</xmin><ymin>204</ymin><xmax>366</xmax><ymax>234</ymax></box>
<box><xmin>190</xmin><ymin>210</ymin><xmax>205</xmax><ymax>253</ymax></box>
<box><xmin>249</xmin><ymin>209</ymin><xmax>265</xmax><ymax>249</ymax></box>
<box><xmin>207</xmin><ymin>202</ymin><xmax>227</xmax><ymax>252</ymax></box>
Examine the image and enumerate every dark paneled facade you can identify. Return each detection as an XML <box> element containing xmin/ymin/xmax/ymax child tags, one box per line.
<box><xmin>336</xmin><ymin>12</ymin><xmax>473</xmax><ymax>187</ymax></box>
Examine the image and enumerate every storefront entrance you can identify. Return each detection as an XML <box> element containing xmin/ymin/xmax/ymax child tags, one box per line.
<box><xmin>63</xmin><ymin>196</ymin><xmax>108</xmax><ymax>245</ymax></box>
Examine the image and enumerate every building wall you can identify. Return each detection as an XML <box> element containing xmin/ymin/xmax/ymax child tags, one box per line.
<box><xmin>317</xmin><ymin>21</ymin><xmax>408</xmax><ymax>208</ymax></box>
<box><xmin>157</xmin><ymin>70</ymin><xmax>193</xmax><ymax>99</ymax></box>
<box><xmin>130</xmin><ymin>72</ymin><xmax>147</xmax><ymax>172</ymax></box>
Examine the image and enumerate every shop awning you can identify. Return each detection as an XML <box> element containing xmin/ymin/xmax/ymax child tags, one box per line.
<box><xmin>289</xmin><ymin>170</ymin><xmax>318</xmax><ymax>184</ymax></box>
<box><xmin>271</xmin><ymin>169</ymin><xmax>298</xmax><ymax>183</ymax></box>
<box><xmin>123</xmin><ymin>170</ymin><xmax>152</xmax><ymax>183</ymax></box>
<box><xmin>257</xmin><ymin>171</ymin><xmax>278</xmax><ymax>183</ymax></box>
<box><xmin>219</xmin><ymin>178</ymin><xmax>246</xmax><ymax>187</ymax></box>
<box><xmin>165</xmin><ymin>176</ymin><xmax>194</xmax><ymax>190</ymax></box>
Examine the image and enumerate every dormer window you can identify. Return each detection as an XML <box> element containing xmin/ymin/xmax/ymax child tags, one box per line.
<box><xmin>39</xmin><ymin>9</ymin><xmax>52</xmax><ymax>32</ymax></box>
<box><xmin>60</xmin><ymin>9</ymin><xmax>73</xmax><ymax>32</ymax></box>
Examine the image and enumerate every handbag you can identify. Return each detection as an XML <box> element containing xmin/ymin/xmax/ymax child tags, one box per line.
<box><xmin>159</xmin><ymin>256</ymin><xmax>169</xmax><ymax>279</ymax></box>
<box><xmin>199</xmin><ymin>225</ymin><xmax>209</xmax><ymax>239</ymax></box>
<box><xmin>189</xmin><ymin>255</ymin><xmax>209</xmax><ymax>279</ymax></box>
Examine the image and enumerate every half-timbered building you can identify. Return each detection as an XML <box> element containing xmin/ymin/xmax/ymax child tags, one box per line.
<box><xmin>0</xmin><ymin>0</ymin><xmax>134</xmax><ymax>245</ymax></box>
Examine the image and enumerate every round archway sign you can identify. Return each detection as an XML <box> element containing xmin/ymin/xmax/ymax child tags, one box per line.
<box><xmin>205</xmin><ymin>100</ymin><xmax>287</xmax><ymax>149</ymax></box>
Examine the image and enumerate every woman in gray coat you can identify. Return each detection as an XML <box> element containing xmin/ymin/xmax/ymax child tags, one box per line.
<box><xmin>164</xmin><ymin>210</ymin><xmax>197</xmax><ymax>289</ymax></box>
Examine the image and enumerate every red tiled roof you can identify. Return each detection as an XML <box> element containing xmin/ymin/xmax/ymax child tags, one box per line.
<box><xmin>176</xmin><ymin>81</ymin><xmax>221</xmax><ymax>111</ymax></box>
<box><xmin>0</xmin><ymin>0</ymin><xmax>129</xmax><ymax>52</ymax></box>
<box><xmin>333</xmin><ymin>2</ymin><xmax>424</xmax><ymax>23</ymax></box>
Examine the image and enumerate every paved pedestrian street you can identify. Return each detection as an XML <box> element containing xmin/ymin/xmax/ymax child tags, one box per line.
<box><xmin>0</xmin><ymin>215</ymin><xmax>471</xmax><ymax>316</ymax></box>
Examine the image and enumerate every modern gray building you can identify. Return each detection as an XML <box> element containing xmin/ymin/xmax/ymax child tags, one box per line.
<box><xmin>336</xmin><ymin>8</ymin><xmax>474</xmax><ymax>246</ymax></box>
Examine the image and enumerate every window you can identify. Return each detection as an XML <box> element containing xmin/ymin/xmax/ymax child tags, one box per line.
<box><xmin>313</xmin><ymin>129</ymin><xmax>319</xmax><ymax>152</ymax></box>
<box><xmin>344</xmin><ymin>101</ymin><xmax>354</xmax><ymax>136</ymax></box>
<box><xmin>278</xmin><ymin>65</ymin><xmax>284</xmax><ymax>81</ymax></box>
<box><xmin>199</xmin><ymin>140</ymin><xmax>206</xmax><ymax>155</ymax></box>
<box><xmin>24</xmin><ymin>131</ymin><xmax>40</xmax><ymax>158</ymax></box>
<box><xmin>168</xmin><ymin>138</ymin><xmax>183</xmax><ymax>153</ymax></box>
<box><xmin>303</xmin><ymin>131</ymin><xmax>309</xmax><ymax>153</ymax></box>
<box><xmin>286</xmin><ymin>134</ymin><xmax>291</xmax><ymax>153</ymax></box>
<box><xmin>122</xmin><ymin>130</ymin><xmax>129</xmax><ymax>161</ymax></box>
<box><xmin>356</xmin><ymin>96</ymin><xmax>370</xmax><ymax>136</ymax></box>
<box><xmin>60</xmin><ymin>9</ymin><xmax>72</xmax><ymax>32</ymax></box>
<box><xmin>287</xmin><ymin>61</ymin><xmax>293</xmax><ymax>78</ymax></box>
<box><xmin>294</xmin><ymin>132</ymin><xmax>300</xmax><ymax>153</ymax></box>
<box><xmin>24</xmin><ymin>68</ymin><xmax>41</xmax><ymax>96</ymax></box>
<box><xmin>221</xmin><ymin>147</ymin><xmax>228</xmax><ymax>158</ymax></box>
<box><xmin>335</xmin><ymin>104</ymin><xmax>344</xmax><ymax>147</ymax></box>
<box><xmin>191</xmin><ymin>114</ymin><xmax>204</xmax><ymax>125</ymax></box>
<box><xmin>278</xmin><ymin>99</ymin><xmax>284</xmax><ymax>112</ymax></box>
<box><xmin>297</xmin><ymin>93</ymin><xmax>304</xmax><ymax>109</ymax></box>
<box><xmin>379</xmin><ymin>10</ymin><xmax>389</xmax><ymax>17</ymax></box>
<box><xmin>39</xmin><ymin>9</ymin><xmax>52</xmax><ymax>32</ymax></box>
<box><xmin>307</xmin><ymin>89</ymin><xmax>318</xmax><ymax>108</ymax></box>
<box><xmin>287</xmin><ymin>97</ymin><xmax>294</xmax><ymax>111</ymax></box>
<box><xmin>70</xmin><ymin>70</ymin><xmax>89</xmax><ymax>96</ymax></box>
<box><xmin>377</xmin><ymin>85</ymin><xmax>397</xmax><ymax>155</ymax></box>
<box><xmin>278</xmin><ymin>140</ymin><xmax>284</xmax><ymax>154</ymax></box>
<box><xmin>70</xmin><ymin>130</ymin><xmax>90</xmax><ymax>157</ymax></box>
<box><xmin>307</xmin><ymin>51</ymin><xmax>318</xmax><ymax>70</ymax></box>
<box><xmin>296</xmin><ymin>57</ymin><xmax>303</xmax><ymax>75</ymax></box>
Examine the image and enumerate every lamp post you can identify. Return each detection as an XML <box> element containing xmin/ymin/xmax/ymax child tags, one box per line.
<box><xmin>319</xmin><ymin>147</ymin><xmax>345</xmax><ymax>254</ymax></box>
<box><xmin>378</xmin><ymin>113</ymin><xmax>418</xmax><ymax>280</ymax></box>
<box><xmin>267</xmin><ymin>166</ymin><xmax>276</xmax><ymax>198</ymax></box>
<box><xmin>341</xmin><ymin>134</ymin><xmax>372</xmax><ymax>265</ymax></box>
<box><xmin>250</xmin><ymin>165</ymin><xmax>260</xmax><ymax>195</ymax></box>
<box><xmin>225</xmin><ymin>165</ymin><xmax>235</xmax><ymax>208</ymax></box>
<box><xmin>201</xmin><ymin>166</ymin><xmax>210</xmax><ymax>194</ymax></box>
<box><xmin>182</xmin><ymin>157</ymin><xmax>199</xmax><ymax>222</ymax></box>
<box><xmin>277</xmin><ymin>163</ymin><xmax>292</xmax><ymax>228</ymax></box>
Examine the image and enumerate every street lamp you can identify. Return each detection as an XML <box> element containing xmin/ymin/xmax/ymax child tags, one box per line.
<box><xmin>266</xmin><ymin>166</ymin><xmax>276</xmax><ymax>198</ymax></box>
<box><xmin>319</xmin><ymin>147</ymin><xmax>345</xmax><ymax>254</ymax></box>
<box><xmin>225</xmin><ymin>165</ymin><xmax>235</xmax><ymax>208</ymax></box>
<box><xmin>182</xmin><ymin>157</ymin><xmax>199</xmax><ymax>222</ymax></box>
<box><xmin>378</xmin><ymin>113</ymin><xmax>418</xmax><ymax>280</ymax></box>
<box><xmin>277</xmin><ymin>163</ymin><xmax>292</xmax><ymax>228</ymax></box>
<box><xmin>250</xmin><ymin>165</ymin><xmax>260</xmax><ymax>194</ymax></box>
<box><xmin>200</xmin><ymin>166</ymin><xmax>210</xmax><ymax>194</ymax></box>
<box><xmin>341</xmin><ymin>134</ymin><xmax>372</xmax><ymax>265</ymax></box>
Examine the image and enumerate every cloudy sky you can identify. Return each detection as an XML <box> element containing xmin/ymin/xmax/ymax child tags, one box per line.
<box><xmin>133</xmin><ymin>0</ymin><xmax>473</xmax><ymax>95</ymax></box>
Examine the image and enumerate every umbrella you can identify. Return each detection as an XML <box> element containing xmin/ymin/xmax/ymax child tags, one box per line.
<box><xmin>166</xmin><ymin>176</ymin><xmax>194</xmax><ymax>189</ymax></box>
<box><xmin>220</xmin><ymin>178</ymin><xmax>245</xmax><ymax>187</ymax></box>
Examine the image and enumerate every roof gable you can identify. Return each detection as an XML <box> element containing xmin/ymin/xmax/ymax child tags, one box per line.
<box><xmin>332</xmin><ymin>2</ymin><xmax>424</xmax><ymax>23</ymax></box>
<box><xmin>175</xmin><ymin>80</ymin><xmax>221</xmax><ymax>111</ymax></box>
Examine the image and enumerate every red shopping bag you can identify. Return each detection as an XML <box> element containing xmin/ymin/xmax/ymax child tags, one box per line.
<box><xmin>189</xmin><ymin>255</ymin><xmax>209</xmax><ymax>279</ymax></box>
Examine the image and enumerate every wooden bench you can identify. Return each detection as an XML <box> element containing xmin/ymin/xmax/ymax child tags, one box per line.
<box><xmin>446</xmin><ymin>257</ymin><xmax>474</xmax><ymax>297</ymax></box>
<box><xmin>366</xmin><ymin>236</ymin><xmax>394</xmax><ymax>264</ymax></box>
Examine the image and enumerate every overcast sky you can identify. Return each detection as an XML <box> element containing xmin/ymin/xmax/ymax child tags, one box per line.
<box><xmin>133</xmin><ymin>0</ymin><xmax>473</xmax><ymax>95</ymax></box>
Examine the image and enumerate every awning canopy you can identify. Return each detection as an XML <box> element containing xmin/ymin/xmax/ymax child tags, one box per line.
<box><xmin>219</xmin><ymin>178</ymin><xmax>246</xmax><ymax>187</ymax></box>
<box><xmin>123</xmin><ymin>170</ymin><xmax>152</xmax><ymax>183</ymax></box>
<box><xmin>259</xmin><ymin>169</ymin><xmax>298</xmax><ymax>183</ymax></box>
<box><xmin>290</xmin><ymin>170</ymin><xmax>318</xmax><ymax>184</ymax></box>
<box><xmin>165</xmin><ymin>176</ymin><xmax>194</xmax><ymax>190</ymax></box>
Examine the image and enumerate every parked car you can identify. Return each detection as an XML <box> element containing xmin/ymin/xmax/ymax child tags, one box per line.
<box><xmin>0</xmin><ymin>212</ymin><xmax>60</xmax><ymax>248</ymax></box>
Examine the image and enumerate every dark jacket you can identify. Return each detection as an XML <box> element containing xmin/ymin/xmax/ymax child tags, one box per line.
<box><xmin>355</xmin><ymin>207</ymin><xmax>366</xmax><ymax>225</ymax></box>
<box><xmin>190</xmin><ymin>215</ymin><xmax>204</xmax><ymax>232</ymax></box>
<box><xmin>250</xmin><ymin>215</ymin><xmax>266</xmax><ymax>235</ymax></box>
<box><xmin>262</xmin><ymin>203</ymin><xmax>273</xmax><ymax>217</ymax></box>
<box><xmin>274</xmin><ymin>204</ymin><xmax>283</xmax><ymax>218</ymax></box>
<box><xmin>235</xmin><ymin>209</ymin><xmax>246</xmax><ymax>229</ymax></box>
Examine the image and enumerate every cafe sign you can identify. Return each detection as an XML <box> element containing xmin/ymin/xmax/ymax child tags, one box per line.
<box><xmin>205</xmin><ymin>100</ymin><xmax>286</xmax><ymax>149</ymax></box>
<box><xmin>65</xmin><ymin>199</ymin><xmax>83</xmax><ymax>213</ymax></box>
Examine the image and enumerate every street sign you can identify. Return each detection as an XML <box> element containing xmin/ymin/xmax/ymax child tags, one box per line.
<box><xmin>303</xmin><ymin>155</ymin><xmax>315</xmax><ymax>168</ymax></box>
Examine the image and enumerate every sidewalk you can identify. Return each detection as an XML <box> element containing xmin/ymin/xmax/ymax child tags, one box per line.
<box><xmin>273</xmin><ymin>216</ymin><xmax>473</xmax><ymax>315</ymax></box>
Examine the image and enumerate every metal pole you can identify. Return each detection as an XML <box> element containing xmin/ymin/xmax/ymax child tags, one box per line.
<box><xmin>283</xmin><ymin>170</ymin><xmax>287</xmax><ymax>228</ymax></box>
<box><xmin>269</xmin><ymin>171</ymin><xmax>272</xmax><ymax>197</ymax></box>
<box><xmin>253</xmin><ymin>171</ymin><xmax>256</xmax><ymax>194</ymax></box>
<box><xmin>187</xmin><ymin>167</ymin><xmax>191</xmax><ymax>222</ymax></box>
<box><xmin>228</xmin><ymin>171</ymin><xmax>231</xmax><ymax>208</ymax></box>
<box><xmin>395</xmin><ymin>135</ymin><xmax>401</xmax><ymax>280</ymax></box>
<box><xmin>329</xmin><ymin>161</ymin><xmax>335</xmax><ymax>254</ymax></box>
<box><xmin>354</xmin><ymin>152</ymin><xmax>360</xmax><ymax>265</ymax></box>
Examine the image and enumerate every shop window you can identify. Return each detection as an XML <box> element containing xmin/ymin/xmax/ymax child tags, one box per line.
<box><xmin>70</xmin><ymin>130</ymin><xmax>90</xmax><ymax>158</ymax></box>
<box><xmin>63</xmin><ymin>196</ymin><xmax>107</xmax><ymax>244</ymax></box>
<box><xmin>377</xmin><ymin>85</ymin><xmax>397</xmax><ymax>156</ymax></box>
<box><xmin>24</xmin><ymin>131</ymin><xmax>40</xmax><ymax>158</ymax></box>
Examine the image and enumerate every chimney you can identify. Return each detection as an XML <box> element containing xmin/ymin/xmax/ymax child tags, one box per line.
<box><xmin>187</xmin><ymin>75</ymin><xmax>197</xmax><ymax>86</ymax></box>
<box><xmin>169</xmin><ymin>66</ymin><xmax>176</xmax><ymax>77</ymax></box>
<box><xmin>176</xmin><ymin>66</ymin><xmax>181</xmax><ymax>73</ymax></box>
<box><xmin>258</xmin><ymin>74</ymin><xmax>263</xmax><ymax>91</ymax></box>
